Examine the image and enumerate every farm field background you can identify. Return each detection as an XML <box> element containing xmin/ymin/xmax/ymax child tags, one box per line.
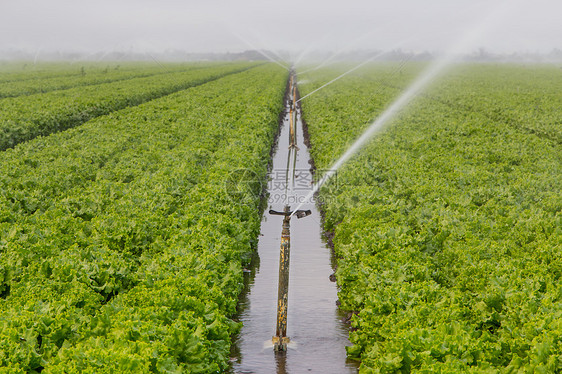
<box><xmin>0</xmin><ymin>60</ymin><xmax>560</xmax><ymax>373</ymax></box>
<box><xmin>298</xmin><ymin>63</ymin><xmax>561</xmax><ymax>372</ymax></box>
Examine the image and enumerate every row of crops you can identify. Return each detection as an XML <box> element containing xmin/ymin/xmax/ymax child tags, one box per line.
<box><xmin>0</xmin><ymin>63</ymin><xmax>230</xmax><ymax>99</ymax></box>
<box><xmin>0</xmin><ymin>62</ymin><xmax>216</xmax><ymax>85</ymax></box>
<box><xmin>0</xmin><ymin>62</ymin><xmax>258</xmax><ymax>151</ymax></box>
<box><xmin>299</xmin><ymin>63</ymin><xmax>561</xmax><ymax>372</ymax></box>
<box><xmin>0</xmin><ymin>63</ymin><xmax>287</xmax><ymax>372</ymax></box>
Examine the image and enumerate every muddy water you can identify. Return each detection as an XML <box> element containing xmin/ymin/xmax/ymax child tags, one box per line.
<box><xmin>230</xmin><ymin>78</ymin><xmax>359</xmax><ymax>373</ymax></box>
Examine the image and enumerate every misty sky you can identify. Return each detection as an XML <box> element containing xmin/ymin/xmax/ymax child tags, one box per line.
<box><xmin>1</xmin><ymin>0</ymin><xmax>561</xmax><ymax>56</ymax></box>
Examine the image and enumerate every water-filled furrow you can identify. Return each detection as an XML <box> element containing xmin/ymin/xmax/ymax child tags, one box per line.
<box><xmin>230</xmin><ymin>74</ymin><xmax>359</xmax><ymax>373</ymax></box>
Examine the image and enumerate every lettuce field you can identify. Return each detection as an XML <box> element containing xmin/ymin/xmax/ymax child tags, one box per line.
<box><xmin>299</xmin><ymin>63</ymin><xmax>561</xmax><ymax>372</ymax></box>
<box><xmin>0</xmin><ymin>62</ymin><xmax>287</xmax><ymax>372</ymax></box>
<box><xmin>0</xmin><ymin>61</ymin><xmax>560</xmax><ymax>373</ymax></box>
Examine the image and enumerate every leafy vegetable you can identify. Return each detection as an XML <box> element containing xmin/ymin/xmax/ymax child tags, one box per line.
<box><xmin>0</xmin><ymin>63</ymin><xmax>287</xmax><ymax>372</ymax></box>
<box><xmin>0</xmin><ymin>62</ymin><xmax>258</xmax><ymax>151</ymax></box>
<box><xmin>299</xmin><ymin>63</ymin><xmax>561</xmax><ymax>372</ymax></box>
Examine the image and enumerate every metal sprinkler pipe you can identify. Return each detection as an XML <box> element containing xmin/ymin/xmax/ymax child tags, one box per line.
<box><xmin>289</xmin><ymin>72</ymin><xmax>299</xmax><ymax>150</ymax></box>
<box><xmin>289</xmin><ymin>106</ymin><xmax>295</xmax><ymax>148</ymax></box>
<box><xmin>270</xmin><ymin>205</ymin><xmax>311</xmax><ymax>351</ymax></box>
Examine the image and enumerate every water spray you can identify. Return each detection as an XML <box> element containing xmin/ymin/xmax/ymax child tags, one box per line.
<box><xmin>147</xmin><ymin>52</ymin><xmax>170</xmax><ymax>73</ymax></box>
<box><xmin>292</xmin><ymin>31</ymin><xmax>338</xmax><ymax>67</ymax></box>
<box><xmin>296</xmin><ymin>46</ymin><xmax>408</xmax><ymax>104</ymax></box>
<box><xmin>295</xmin><ymin>28</ymin><xmax>387</xmax><ymax>74</ymax></box>
<box><xmin>33</xmin><ymin>47</ymin><xmax>42</xmax><ymax>66</ymax></box>
<box><xmin>229</xmin><ymin>30</ymin><xmax>290</xmax><ymax>71</ymax></box>
<box><xmin>290</xmin><ymin>0</ymin><xmax>514</xmax><ymax>217</ymax></box>
<box><xmin>240</xmin><ymin>26</ymin><xmax>289</xmax><ymax>66</ymax></box>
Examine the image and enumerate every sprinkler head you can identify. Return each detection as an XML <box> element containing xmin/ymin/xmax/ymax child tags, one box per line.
<box><xmin>295</xmin><ymin>210</ymin><xmax>312</xmax><ymax>219</ymax></box>
<box><xmin>269</xmin><ymin>209</ymin><xmax>311</xmax><ymax>219</ymax></box>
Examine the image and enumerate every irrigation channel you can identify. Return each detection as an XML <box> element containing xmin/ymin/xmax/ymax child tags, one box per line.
<box><xmin>230</xmin><ymin>73</ymin><xmax>359</xmax><ymax>373</ymax></box>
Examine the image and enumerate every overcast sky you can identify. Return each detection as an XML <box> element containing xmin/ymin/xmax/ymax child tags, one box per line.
<box><xmin>1</xmin><ymin>0</ymin><xmax>561</xmax><ymax>57</ymax></box>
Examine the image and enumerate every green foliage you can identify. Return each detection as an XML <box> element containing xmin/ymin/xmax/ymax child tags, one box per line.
<box><xmin>0</xmin><ymin>62</ymin><xmax>221</xmax><ymax>89</ymax></box>
<box><xmin>299</xmin><ymin>63</ymin><xmax>562</xmax><ymax>372</ymax></box>
<box><xmin>0</xmin><ymin>62</ymin><xmax>258</xmax><ymax>151</ymax></box>
<box><xmin>0</xmin><ymin>63</ymin><xmax>287</xmax><ymax>372</ymax></box>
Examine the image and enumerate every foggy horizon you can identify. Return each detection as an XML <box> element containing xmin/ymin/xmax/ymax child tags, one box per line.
<box><xmin>1</xmin><ymin>0</ymin><xmax>561</xmax><ymax>60</ymax></box>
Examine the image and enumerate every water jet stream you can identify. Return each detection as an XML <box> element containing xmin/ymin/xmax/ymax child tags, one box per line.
<box><xmin>295</xmin><ymin>28</ymin><xmax>388</xmax><ymax>74</ymax></box>
<box><xmin>292</xmin><ymin>32</ymin><xmax>337</xmax><ymax>67</ymax></box>
<box><xmin>229</xmin><ymin>31</ymin><xmax>290</xmax><ymax>71</ymax></box>
<box><xmin>291</xmin><ymin>0</ymin><xmax>514</xmax><ymax>216</ymax></box>
<box><xmin>147</xmin><ymin>52</ymin><xmax>170</xmax><ymax>73</ymax></box>
<box><xmin>296</xmin><ymin>49</ymin><xmax>395</xmax><ymax>103</ymax></box>
<box><xmin>33</xmin><ymin>47</ymin><xmax>42</xmax><ymax>65</ymax></box>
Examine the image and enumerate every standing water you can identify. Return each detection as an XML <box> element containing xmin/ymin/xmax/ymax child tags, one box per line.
<box><xmin>230</xmin><ymin>74</ymin><xmax>359</xmax><ymax>373</ymax></box>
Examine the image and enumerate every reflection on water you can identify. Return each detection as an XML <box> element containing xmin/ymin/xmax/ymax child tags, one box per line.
<box><xmin>230</xmin><ymin>78</ymin><xmax>359</xmax><ymax>374</ymax></box>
